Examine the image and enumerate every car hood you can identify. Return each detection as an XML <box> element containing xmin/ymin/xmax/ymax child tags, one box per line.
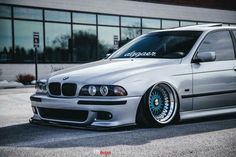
<box><xmin>49</xmin><ymin>58</ymin><xmax>181</xmax><ymax>84</ymax></box>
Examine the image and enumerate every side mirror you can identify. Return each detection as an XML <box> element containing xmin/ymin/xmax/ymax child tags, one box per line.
<box><xmin>192</xmin><ymin>51</ymin><xmax>216</xmax><ymax>63</ymax></box>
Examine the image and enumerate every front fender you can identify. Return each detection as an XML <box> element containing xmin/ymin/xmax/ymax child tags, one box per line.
<box><xmin>114</xmin><ymin>63</ymin><xmax>193</xmax><ymax>112</ymax></box>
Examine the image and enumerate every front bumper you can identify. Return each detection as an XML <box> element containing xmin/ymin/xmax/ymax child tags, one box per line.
<box><xmin>30</xmin><ymin>94</ymin><xmax>141</xmax><ymax>128</ymax></box>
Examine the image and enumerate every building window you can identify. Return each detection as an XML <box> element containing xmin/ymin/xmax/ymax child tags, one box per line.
<box><xmin>0</xmin><ymin>19</ymin><xmax>13</xmax><ymax>62</ymax></box>
<box><xmin>98</xmin><ymin>26</ymin><xmax>119</xmax><ymax>59</ymax></box>
<box><xmin>162</xmin><ymin>20</ymin><xmax>179</xmax><ymax>29</ymax></box>
<box><xmin>45</xmin><ymin>23</ymin><xmax>71</xmax><ymax>62</ymax></box>
<box><xmin>0</xmin><ymin>5</ymin><xmax>11</xmax><ymax>18</ymax></box>
<box><xmin>14</xmin><ymin>20</ymin><xmax>44</xmax><ymax>62</ymax></box>
<box><xmin>197</xmin><ymin>22</ymin><xmax>211</xmax><ymax>25</ymax></box>
<box><xmin>121</xmin><ymin>16</ymin><xmax>141</xmax><ymax>27</ymax></box>
<box><xmin>98</xmin><ymin>15</ymin><xmax>119</xmax><ymax>26</ymax></box>
<box><xmin>72</xmin><ymin>12</ymin><xmax>96</xmax><ymax>24</ymax></box>
<box><xmin>121</xmin><ymin>27</ymin><xmax>141</xmax><ymax>46</ymax></box>
<box><xmin>142</xmin><ymin>18</ymin><xmax>160</xmax><ymax>29</ymax></box>
<box><xmin>45</xmin><ymin>10</ymin><xmax>71</xmax><ymax>22</ymax></box>
<box><xmin>180</xmin><ymin>21</ymin><xmax>197</xmax><ymax>26</ymax></box>
<box><xmin>72</xmin><ymin>25</ymin><xmax>97</xmax><ymax>62</ymax></box>
<box><xmin>14</xmin><ymin>7</ymin><xmax>43</xmax><ymax>20</ymax></box>
<box><xmin>142</xmin><ymin>28</ymin><xmax>157</xmax><ymax>34</ymax></box>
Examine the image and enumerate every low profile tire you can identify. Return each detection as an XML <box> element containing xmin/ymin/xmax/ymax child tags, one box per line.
<box><xmin>136</xmin><ymin>83</ymin><xmax>179</xmax><ymax>127</ymax></box>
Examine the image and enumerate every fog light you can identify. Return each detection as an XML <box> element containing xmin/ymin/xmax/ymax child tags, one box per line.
<box><xmin>88</xmin><ymin>86</ymin><xmax>97</xmax><ymax>96</ymax></box>
<box><xmin>96</xmin><ymin>111</ymin><xmax>112</xmax><ymax>120</ymax></box>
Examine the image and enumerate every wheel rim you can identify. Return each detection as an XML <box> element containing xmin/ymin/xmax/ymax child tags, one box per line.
<box><xmin>148</xmin><ymin>84</ymin><xmax>177</xmax><ymax>124</ymax></box>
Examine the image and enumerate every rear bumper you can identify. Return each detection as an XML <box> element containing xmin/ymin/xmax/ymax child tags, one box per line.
<box><xmin>30</xmin><ymin>94</ymin><xmax>141</xmax><ymax>128</ymax></box>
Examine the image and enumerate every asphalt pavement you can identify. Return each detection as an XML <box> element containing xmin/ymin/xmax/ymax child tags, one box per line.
<box><xmin>0</xmin><ymin>88</ymin><xmax>236</xmax><ymax>157</ymax></box>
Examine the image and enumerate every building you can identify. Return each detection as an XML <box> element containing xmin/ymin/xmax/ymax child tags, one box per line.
<box><xmin>0</xmin><ymin>0</ymin><xmax>236</xmax><ymax>81</ymax></box>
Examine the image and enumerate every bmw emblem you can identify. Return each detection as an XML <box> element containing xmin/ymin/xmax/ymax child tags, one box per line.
<box><xmin>63</xmin><ymin>76</ymin><xmax>69</xmax><ymax>80</ymax></box>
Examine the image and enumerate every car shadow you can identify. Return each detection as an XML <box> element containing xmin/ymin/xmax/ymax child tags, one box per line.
<box><xmin>0</xmin><ymin>114</ymin><xmax>236</xmax><ymax>148</ymax></box>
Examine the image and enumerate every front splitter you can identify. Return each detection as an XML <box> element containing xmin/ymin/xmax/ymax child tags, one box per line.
<box><xmin>29</xmin><ymin>117</ymin><xmax>136</xmax><ymax>131</ymax></box>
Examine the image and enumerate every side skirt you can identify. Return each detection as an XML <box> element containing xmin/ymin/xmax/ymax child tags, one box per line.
<box><xmin>180</xmin><ymin>106</ymin><xmax>236</xmax><ymax>121</ymax></box>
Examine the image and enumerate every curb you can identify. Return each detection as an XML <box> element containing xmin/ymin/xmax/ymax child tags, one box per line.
<box><xmin>0</xmin><ymin>85</ymin><xmax>35</xmax><ymax>89</ymax></box>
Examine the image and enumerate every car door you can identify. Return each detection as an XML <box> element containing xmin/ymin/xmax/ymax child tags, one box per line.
<box><xmin>192</xmin><ymin>30</ymin><xmax>236</xmax><ymax>110</ymax></box>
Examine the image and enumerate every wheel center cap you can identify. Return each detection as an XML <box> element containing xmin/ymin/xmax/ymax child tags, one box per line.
<box><xmin>154</xmin><ymin>99</ymin><xmax>159</xmax><ymax>106</ymax></box>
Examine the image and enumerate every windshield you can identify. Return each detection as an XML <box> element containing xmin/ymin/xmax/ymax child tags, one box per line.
<box><xmin>110</xmin><ymin>31</ymin><xmax>202</xmax><ymax>59</ymax></box>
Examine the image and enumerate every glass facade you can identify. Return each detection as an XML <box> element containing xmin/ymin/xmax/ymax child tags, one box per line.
<box><xmin>45</xmin><ymin>23</ymin><xmax>71</xmax><ymax>62</ymax></box>
<box><xmin>142</xmin><ymin>18</ymin><xmax>161</xmax><ymax>29</ymax></box>
<box><xmin>197</xmin><ymin>22</ymin><xmax>212</xmax><ymax>25</ymax></box>
<box><xmin>73</xmin><ymin>12</ymin><xmax>96</xmax><ymax>24</ymax></box>
<box><xmin>0</xmin><ymin>5</ymin><xmax>11</xmax><ymax>17</ymax></box>
<box><xmin>121</xmin><ymin>17</ymin><xmax>141</xmax><ymax>27</ymax></box>
<box><xmin>45</xmin><ymin>10</ymin><xmax>70</xmax><ymax>22</ymax></box>
<box><xmin>0</xmin><ymin>19</ymin><xmax>12</xmax><ymax>62</ymax></box>
<box><xmin>162</xmin><ymin>20</ymin><xmax>179</xmax><ymax>29</ymax></box>
<box><xmin>98</xmin><ymin>15</ymin><xmax>119</xmax><ymax>26</ymax></box>
<box><xmin>0</xmin><ymin>4</ymin><xmax>235</xmax><ymax>63</ymax></box>
<box><xmin>98</xmin><ymin>26</ymin><xmax>119</xmax><ymax>59</ymax></box>
<box><xmin>73</xmin><ymin>25</ymin><xmax>97</xmax><ymax>62</ymax></box>
<box><xmin>180</xmin><ymin>21</ymin><xmax>197</xmax><ymax>26</ymax></box>
<box><xmin>121</xmin><ymin>28</ymin><xmax>141</xmax><ymax>43</ymax></box>
<box><xmin>14</xmin><ymin>20</ymin><xmax>44</xmax><ymax>62</ymax></box>
<box><xmin>14</xmin><ymin>7</ymin><xmax>42</xmax><ymax>20</ymax></box>
<box><xmin>142</xmin><ymin>29</ymin><xmax>157</xmax><ymax>34</ymax></box>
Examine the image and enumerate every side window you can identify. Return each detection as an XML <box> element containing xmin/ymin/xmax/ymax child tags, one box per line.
<box><xmin>197</xmin><ymin>31</ymin><xmax>235</xmax><ymax>61</ymax></box>
<box><xmin>233</xmin><ymin>31</ymin><xmax>236</xmax><ymax>40</ymax></box>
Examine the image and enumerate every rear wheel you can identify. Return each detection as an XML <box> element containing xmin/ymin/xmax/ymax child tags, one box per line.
<box><xmin>136</xmin><ymin>83</ymin><xmax>179</xmax><ymax>127</ymax></box>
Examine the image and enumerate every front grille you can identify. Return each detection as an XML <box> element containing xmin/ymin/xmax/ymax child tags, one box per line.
<box><xmin>62</xmin><ymin>83</ymin><xmax>77</xmax><ymax>96</ymax></box>
<box><xmin>49</xmin><ymin>82</ymin><xmax>61</xmax><ymax>95</ymax></box>
<box><xmin>37</xmin><ymin>107</ymin><xmax>88</xmax><ymax>122</ymax></box>
<box><xmin>48</xmin><ymin>82</ymin><xmax>77</xmax><ymax>97</ymax></box>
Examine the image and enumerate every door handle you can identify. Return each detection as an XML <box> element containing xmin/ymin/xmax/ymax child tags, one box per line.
<box><xmin>234</xmin><ymin>67</ymin><xmax>236</xmax><ymax>71</ymax></box>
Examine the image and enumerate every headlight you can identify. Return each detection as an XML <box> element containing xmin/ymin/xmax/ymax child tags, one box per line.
<box><xmin>35</xmin><ymin>79</ymin><xmax>48</xmax><ymax>94</ymax></box>
<box><xmin>100</xmin><ymin>86</ymin><xmax>109</xmax><ymax>96</ymax></box>
<box><xmin>88</xmin><ymin>85</ymin><xmax>96</xmax><ymax>96</ymax></box>
<box><xmin>79</xmin><ymin>85</ymin><xmax>127</xmax><ymax>96</ymax></box>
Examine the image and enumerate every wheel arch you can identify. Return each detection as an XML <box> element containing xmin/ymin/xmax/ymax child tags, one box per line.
<box><xmin>135</xmin><ymin>81</ymin><xmax>180</xmax><ymax>125</ymax></box>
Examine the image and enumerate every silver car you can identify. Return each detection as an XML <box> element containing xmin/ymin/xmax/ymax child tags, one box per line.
<box><xmin>30</xmin><ymin>24</ymin><xmax>236</xmax><ymax>128</ymax></box>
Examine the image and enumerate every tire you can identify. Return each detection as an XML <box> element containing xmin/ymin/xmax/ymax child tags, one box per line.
<box><xmin>136</xmin><ymin>83</ymin><xmax>179</xmax><ymax>127</ymax></box>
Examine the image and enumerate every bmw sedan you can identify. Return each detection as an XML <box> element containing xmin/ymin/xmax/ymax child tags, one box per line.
<box><xmin>30</xmin><ymin>24</ymin><xmax>236</xmax><ymax>128</ymax></box>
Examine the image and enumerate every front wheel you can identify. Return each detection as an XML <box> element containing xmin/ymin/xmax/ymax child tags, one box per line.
<box><xmin>136</xmin><ymin>83</ymin><xmax>179</xmax><ymax>127</ymax></box>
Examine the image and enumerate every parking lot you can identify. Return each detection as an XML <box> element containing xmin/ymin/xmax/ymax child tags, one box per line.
<box><xmin>0</xmin><ymin>88</ymin><xmax>236</xmax><ymax>157</ymax></box>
